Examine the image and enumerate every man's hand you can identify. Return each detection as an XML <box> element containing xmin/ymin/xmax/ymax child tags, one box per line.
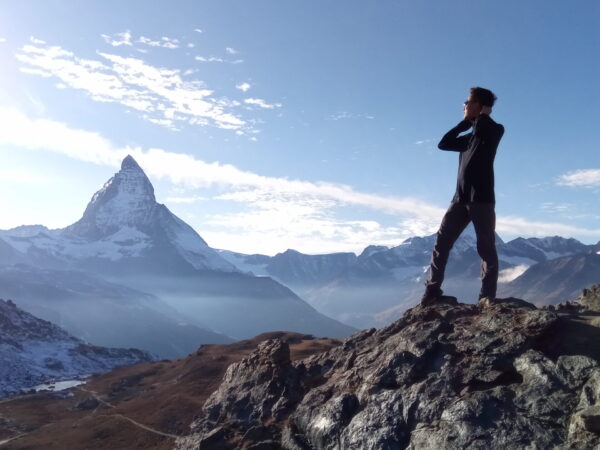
<box><xmin>480</xmin><ymin>106</ymin><xmax>492</xmax><ymax>115</ymax></box>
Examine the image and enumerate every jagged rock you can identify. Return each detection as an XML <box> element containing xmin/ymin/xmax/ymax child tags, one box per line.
<box><xmin>176</xmin><ymin>298</ymin><xmax>600</xmax><ymax>449</ymax></box>
<box><xmin>576</xmin><ymin>284</ymin><xmax>600</xmax><ymax>311</ymax></box>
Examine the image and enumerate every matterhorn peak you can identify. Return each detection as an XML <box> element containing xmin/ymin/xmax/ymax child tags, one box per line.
<box><xmin>65</xmin><ymin>155</ymin><xmax>158</xmax><ymax>239</ymax></box>
<box><xmin>121</xmin><ymin>154</ymin><xmax>142</xmax><ymax>171</ymax></box>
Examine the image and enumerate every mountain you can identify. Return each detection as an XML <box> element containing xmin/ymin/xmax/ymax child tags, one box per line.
<box><xmin>175</xmin><ymin>295</ymin><xmax>600</xmax><ymax>449</ymax></box>
<box><xmin>221</xmin><ymin>231</ymin><xmax>596</xmax><ymax>328</ymax></box>
<box><xmin>500</xmin><ymin>251</ymin><xmax>600</xmax><ymax>304</ymax></box>
<box><xmin>0</xmin><ymin>265</ymin><xmax>232</xmax><ymax>359</ymax></box>
<box><xmin>0</xmin><ymin>156</ymin><xmax>235</xmax><ymax>275</ymax></box>
<box><xmin>0</xmin><ymin>156</ymin><xmax>355</xmax><ymax>345</ymax></box>
<box><xmin>0</xmin><ymin>298</ymin><xmax>151</xmax><ymax>398</ymax></box>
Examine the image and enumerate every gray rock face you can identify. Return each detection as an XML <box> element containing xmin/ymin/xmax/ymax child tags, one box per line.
<box><xmin>577</xmin><ymin>284</ymin><xmax>600</xmax><ymax>311</ymax></box>
<box><xmin>176</xmin><ymin>298</ymin><xmax>600</xmax><ymax>449</ymax></box>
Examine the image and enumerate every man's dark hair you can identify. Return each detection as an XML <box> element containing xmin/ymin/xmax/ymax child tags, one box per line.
<box><xmin>470</xmin><ymin>87</ymin><xmax>497</xmax><ymax>107</ymax></box>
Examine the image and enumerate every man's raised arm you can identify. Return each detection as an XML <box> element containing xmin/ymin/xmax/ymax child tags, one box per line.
<box><xmin>438</xmin><ymin>119</ymin><xmax>473</xmax><ymax>152</ymax></box>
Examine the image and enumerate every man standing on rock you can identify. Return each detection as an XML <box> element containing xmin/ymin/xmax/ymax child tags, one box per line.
<box><xmin>421</xmin><ymin>87</ymin><xmax>505</xmax><ymax>306</ymax></box>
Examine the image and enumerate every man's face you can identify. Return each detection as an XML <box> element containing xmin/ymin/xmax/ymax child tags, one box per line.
<box><xmin>463</xmin><ymin>96</ymin><xmax>482</xmax><ymax>121</ymax></box>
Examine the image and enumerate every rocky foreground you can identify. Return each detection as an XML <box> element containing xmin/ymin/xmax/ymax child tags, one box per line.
<box><xmin>177</xmin><ymin>289</ymin><xmax>600</xmax><ymax>449</ymax></box>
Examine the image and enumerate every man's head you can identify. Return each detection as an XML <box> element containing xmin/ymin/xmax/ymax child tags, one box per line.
<box><xmin>463</xmin><ymin>87</ymin><xmax>497</xmax><ymax>121</ymax></box>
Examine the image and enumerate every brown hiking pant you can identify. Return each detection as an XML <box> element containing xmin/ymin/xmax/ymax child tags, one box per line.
<box><xmin>426</xmin><ymin>201</ymin><xmax>498</xmax><ymax>299</ymax></box>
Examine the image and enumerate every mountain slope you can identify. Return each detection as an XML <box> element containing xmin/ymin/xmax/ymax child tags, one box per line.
<box><xmin>500</xmin><ymin>252</ymin><xmax>600</xmax><ymax>304</ymax></box>
<box><xmin>0</xmin><ymin>298</ymin><xmax>151</xmax><ymax>398</ymax></box>
<box><xmin>0</xmin><ymin>265</ymin><xmax>233</xmax><ymax>359</ymax></box>
<box><xmin>0</xmin><ymin>156</ymin><xmax>355</xmax><ymax>342</ymax></box>
<box><xmin>222</xmin><ymin>232</ymin><xmax>596</xmax><ymax>329</ymax></box>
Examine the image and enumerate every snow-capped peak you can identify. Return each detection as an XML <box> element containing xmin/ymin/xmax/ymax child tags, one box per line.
<box><xmin>66</xmin><ymin>155</ymin><xmax>157</xmax><ymax>239</ymax></box>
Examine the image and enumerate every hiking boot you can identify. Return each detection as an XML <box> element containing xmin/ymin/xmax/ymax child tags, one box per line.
<box><xmin>421</xmin><ymin>290</ymin><xmax>458</xmax><ymax>307</ymax></box>
<box><xmin>477</xmin><ymin>296</ymin><xmax>496</xmax><ymax>307</ymax></box>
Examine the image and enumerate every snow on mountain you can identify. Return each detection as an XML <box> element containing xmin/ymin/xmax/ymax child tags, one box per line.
<box><xmin>0</xmin><ymin>298</ymin><xmax>152</xmax><ymax>398</ymax></box>
<box><xmin>217</xmin><ymin>250</ymin><xmax>271</xmax><ymax>276</ymax></box>
<box><xmin>0</xmin><ymin>155</ymin><xmax>235</xmax><ymax>273</ymax></box>
<box><xmin>0</xmin><ymin>156</ymin><xmax>356</xmax><ymax>343</ymax></box>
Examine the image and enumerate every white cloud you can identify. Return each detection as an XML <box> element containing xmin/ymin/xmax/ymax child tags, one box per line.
<box><xmin>195</xmin><ymin>55</ymin><xmax>225</xmax><ymax>63</ymax></box>
<box><xmin>329</xmin><ymin>111</ymin><xmax>374</xmax><ymax>121</ymax></box>
<box><xmin>101</xmin><ymin>31</ymin><xmax>132</xmax><ymax>47</ymax></box>
<box><xmin>195</xmin><ymin>55</ymin><xmax>243</xmax><ymax>64</ymax></box>
<box><xmin>244</xmin><ymin>98</ymin><xmax>282</xmax><ymax>109</ymax></box>
<box><xmin>16</xmin><ymin>41</ymin><xmax>247</xmax><ymax>132</ymax></box>
<box><xmin>414</xmin><ymin>138</ymin><xmax>435</xmax><ymax>145</ymax></box>
<box><xmin>165</xmin><ymin>195</ymin><xmax>206</xmax><ymax>204</ymax></box>
<box><xmin>236</xmin><ymin>82</ymin><xmax>251</xmax><ymax>92</ymax></box>
<box><xmin>498</xmin><ymin>264</ymin><xmax>529</xmax><ymax>283</ymax></box>
<box><xmin>29</xmin><ymin>36</ymin><xmax>46</xmax><ymax>45</ymax></box>
<box><xmin>557</xmin><ymin>169</ymin><xmax>600</xmax><ymax>188</ymax></box>
<box><xmin>187</xmin><ymin>43</ymin><xmax>195</xmax><ymax>48</ymax></box>
<box><xmin>0</xmin><ymin>37</ymin><xmax>7</xmax><ymax>43</ymax></box>
<box><xmin>225</xmin><ymin>47</ymin><xmax>237</xmax><ymax>55</ymax></box>
<box><xmin>138</xmin><ymin>36</ymin><xmax>180</xmax><ymax>49</ymax></box>
<box><xmin>2</xmin><ymin>107</ymin><xmax>599</xmax><ymax>253</ymax></box>
<box><xmin>194</xmin><ymin>28</ymin><xmax>203</xmax><ymax>33</ymax></box>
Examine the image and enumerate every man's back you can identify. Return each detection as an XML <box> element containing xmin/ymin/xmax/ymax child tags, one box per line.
<box><xmin>438</xmin><ymin>113</ymin><xmax>504</xmax><ymax>203</ymax></box>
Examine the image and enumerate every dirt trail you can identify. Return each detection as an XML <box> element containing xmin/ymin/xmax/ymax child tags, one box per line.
<box><xmin>76</xmin><ymin>387</ymin><xmax>180</xmax><ymax>439</ymax></box>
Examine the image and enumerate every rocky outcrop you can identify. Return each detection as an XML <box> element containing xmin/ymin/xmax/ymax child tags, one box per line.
<box><xmin>576</xmin><ymin>284</ymin><xmax>600</xmax><ymax>311</ymax></box>
<box><xmin>176</xmin><ymin>297</ymin><xmax>600</xmax><ymax>449</ymax></box>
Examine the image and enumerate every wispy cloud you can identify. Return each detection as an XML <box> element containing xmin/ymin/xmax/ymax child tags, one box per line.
<box><xmin>244</xmin><ymin>98</ymin><xmax>282</xmax><ymax>109</ymax></box>
<box><xmin>195</xmin><ymin>55</ymin><xmax>244</xmax><ymax>64</ymax></box>
<box><xmin>3</xmin><ymin>107</ymin><xmax>599</xmax><ymax>253</ymax></box>
<box><xmin>194</xmin><ymin>28</ymin><xmax>203</xmax><ymax>33</ymax></box>
<box><xmin>414</xmin><ymin>138</ymin><xmax>436</xmax><ymax>145</ymax></box>
<box><xmin>101</xmin><ymin>31</ymin><xmax>132</xmax><ymax>47</ymax></box>
<box><xmin>236</xmin><ymin>82</ymin><xmax>251</xmax><ymax>92</ymax></box>
<box><xmin>498</xmin><ymin>264</ymin><xmax>529</xmax><ymax>283</ymax></box>
<box><xmin>16</xmin><ymin>41</ymin><xmax>247</xmax><ymax>131</ymax></box>
<box><xmin>138</xmin><ymin>35</ymin><xmax>180</xmax><ymax>49</ymax></box>
<box><xmin>165</xmin><ymin>195</ymin><xmax>207</xmax><ymax>204</ymax></box>
<box><xmin>29</xmin><ymin>36</ymin><xmax>46</xmax><ymax>45</ymax></box>
<box><xmin>328</xmin><ymin>111</ymin><xmax>375</xmax><ymax>121</ymax></box>
<box><xmin>556</xmin><ymin>169</ymin><xmax>600</xmax><ymax>188</ymax></box>
<box><xmin>0</xmin><ymin>37</ymin><xmax>7</xmax><ymax>44</ymax></box>
<box><xmin>225</xmin><ymin>47</ymin><xmax>237</xmax><ymax>55</ymax></box>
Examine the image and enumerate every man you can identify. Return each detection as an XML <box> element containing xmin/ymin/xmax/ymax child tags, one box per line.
<box><xmin>421</xmin><ymin>87</ymin><xmax>505</xmax><ymax>306</ymax></box>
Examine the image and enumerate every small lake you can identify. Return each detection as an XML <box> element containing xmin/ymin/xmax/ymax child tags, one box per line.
<box><xmin>32</xmin><ymin>379</ymin><xmax>86</xmax><ymax>392</ymax></box>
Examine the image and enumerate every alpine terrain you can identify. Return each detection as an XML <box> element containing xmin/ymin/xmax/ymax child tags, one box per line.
<box><xmin>0</xmin><ymin>298</ymin><xmax>151</xmax><ymax>398</ymax></box>
<box><xmin>0</xmin><ymin>156</ymin><xmax>355</xmax><ymax>358</ymax></box>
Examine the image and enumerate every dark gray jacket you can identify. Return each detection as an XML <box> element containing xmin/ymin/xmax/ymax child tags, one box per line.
<box><xmin>438</xmin><ymin>114</ymin><xmax>505</xmax><ymax>203</ymax></box>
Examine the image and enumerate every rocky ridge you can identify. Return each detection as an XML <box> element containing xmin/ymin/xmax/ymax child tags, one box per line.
<box><xmin>176</xmin><ymin>290</ymin><xmax>600</xmax><ymax>449</ymax></box>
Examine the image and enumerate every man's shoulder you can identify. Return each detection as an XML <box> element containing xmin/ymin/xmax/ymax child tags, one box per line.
<box><xmin>477</xmin><ymin>114</ymin><xmax>504</xmax><ymax>133</ymax></box>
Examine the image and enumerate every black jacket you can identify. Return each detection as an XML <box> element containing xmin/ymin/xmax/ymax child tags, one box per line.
<box><xmin>438</xmin><ymin>114</ymin><xmax>505</xmax><ymax>204</ymax></box>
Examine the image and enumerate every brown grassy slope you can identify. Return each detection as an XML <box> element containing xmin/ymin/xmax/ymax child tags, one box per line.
<box><xmin>0</xmin><ymin>331</ymin><xmax>341</xmax><ymax>450</ymax></box>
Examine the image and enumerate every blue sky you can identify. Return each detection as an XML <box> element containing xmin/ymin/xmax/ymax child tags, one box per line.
<box><xmin>0</xmin><ymin>1</ymin><xmax>598</xmax><ymax>254</ymax></box>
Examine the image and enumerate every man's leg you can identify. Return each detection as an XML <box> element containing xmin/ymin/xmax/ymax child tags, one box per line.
<box><xmin>468</xmin><ymin>203</ymin><xmax>498</xmax><ymax>299</ymax></box>
<box><xmin>425</xmin><ymin>202</ymin><xmax>470</xmax><ymax>295</ymax></box>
